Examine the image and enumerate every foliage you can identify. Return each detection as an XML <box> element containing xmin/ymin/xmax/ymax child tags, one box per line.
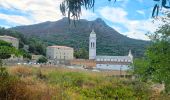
<box><xmin>0</xmin><ymin>40</ymin><xmax>22</xmax><ymax>78</ymax></box>
<box><xmin>0</xmin><ymin>66</ymin><xmax>9</xmax><ymax>78</ymax></box>
<box><xmin>0</xmin><ymin>46</ymin><xmax>18</xmax><ymax>59</ymax></box>
<box><xmin>28</xmin><ymin>37</ymin><xmax>46</xmax><ymax>55</ymax></box>
<box><xmin>19</xmin><ymin>49</ymin><xmax>31</xmax><ymax>59</ymax></box>
<box><xmin>74</xmin><ymin>48</ymin><xmax>88</xmax><ymax>59</ymax></box>
<box><xmin>0</xmin><ymin>40</ymin><xmax>17</xmax><ymax>59</ymax></box>
<box><xmin>133</xmin><ymin>58</ymin><xmax>151</xmax><ymax>81</ymax></box>
<box><xmin>0</xmin><ymin>40</ymin><xmax>12</xmax><ymax>47</ymax></box>
<box><xmin>46</xmin><ymin>68</ymin><xmax>151</xmax><ymax>99</ymax></box>
<box><xmin>133</xmin><ymin>14</ymin><xmax>170</xmax><ymax>92</ymax></box>
<box><xmin>37</xmin><ymin>56</ymin><xmax>48</xmax><ymax>63</ymax></box>
<box><xmin>152</xmin><ymin>0</ymin><xmax>170</xmax><ymax>17</ymax></box>
<box><xmin>60</xmin><ymin>0</ymin><xmax>95</xmax><ymax>23</ymax></box>
<box><xmin>146</xmin><ymin>40</ymin><xmax>170</xmax><ymax>91</ymax></box>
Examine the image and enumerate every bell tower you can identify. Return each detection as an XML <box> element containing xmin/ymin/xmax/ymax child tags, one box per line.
<box><xmin>89</xmin><ymin>29</ymin><xmax>96</xmax><ymax>60</ymax></box>
<box><xmin>128</xmin><ymin>50</ymin><xmax>133</xmax><ymax>63</ymax></box>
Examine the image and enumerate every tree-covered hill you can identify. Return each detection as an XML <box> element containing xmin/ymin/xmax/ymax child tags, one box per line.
<box><xmin>11</xmin><ymin>18</ymin><xmax>149</xmax><ymax>57</ymax></box>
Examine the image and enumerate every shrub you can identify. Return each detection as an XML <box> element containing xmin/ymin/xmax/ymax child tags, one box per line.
<box><xmin>0</xmin><ymin>67</ymin><xmax>9</xmax><ymax>78</ymax></box>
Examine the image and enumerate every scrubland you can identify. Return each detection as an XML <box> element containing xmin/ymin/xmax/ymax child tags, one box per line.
<box><xmin>0</xmin><ymin>66</ymin><xmax>169</xmax><ymax>100</ymax></box>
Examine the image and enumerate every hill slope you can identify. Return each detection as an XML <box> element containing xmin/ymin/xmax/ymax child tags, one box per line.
<box><xmin>11</xmin><ymin>18</ymin><xmax>149</xmax><ymax>57</ymax></box>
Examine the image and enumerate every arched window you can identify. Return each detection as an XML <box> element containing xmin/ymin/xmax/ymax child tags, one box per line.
<box><xmin>91</xmin><ymin>42</ymin><xmax>93</xmax><ymax>48</ymax></box>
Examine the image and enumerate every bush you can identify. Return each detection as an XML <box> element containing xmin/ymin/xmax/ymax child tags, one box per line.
<box><xmin>0</xmin><ymin>67</ymin><xmax>9</xmax><ymax>78</ymax></box>
<box><xmin>37</xmin><ymin>56</ymin><xmax>47</xmax><ymax>63</ymax></box>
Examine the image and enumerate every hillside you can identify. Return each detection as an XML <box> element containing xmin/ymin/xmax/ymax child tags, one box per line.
<box><xmin>11</xmin><ymin>18</ymin><xmax>149</xmax><ymax>57</ymax></box>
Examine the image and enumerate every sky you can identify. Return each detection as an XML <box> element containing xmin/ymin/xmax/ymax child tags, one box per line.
<box><xmin>0</xmin><ymin>0</ymin><xmax>166</xmax><ymax>40</ymax></box>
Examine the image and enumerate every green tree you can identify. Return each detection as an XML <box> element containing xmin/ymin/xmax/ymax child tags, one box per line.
<box><xmin>37</xmin><ymin>56</ymin><xmax>48</xmax><ymax>63</ymax></box>
<box><xmin>146</xmin><ymin>40</ymin><xmax>170</xmax><ymax>91</ymax></box>
<box><xmin>74</xmin><ymin>48</ymin><xmax>88</xmax><ymax>59</ymax></box>
<box><xmin>0</xmin><ymin>40</ymin><xmax>22</xmax><ymax>76</ymax></box>
<box><xmin>133</xmin><ymin>15</ymin><xmax>170</xmax><ymax>92</ymax></box>
<box><xmin>133</xmin><ymin>58</ymin><xmax>151</xmax><ymax>81</ymax></box>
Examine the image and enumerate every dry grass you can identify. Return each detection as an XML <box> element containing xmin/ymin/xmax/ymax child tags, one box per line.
<box><xmin>9</xmin><ymin>66</ymin><xmax>33</xmax><ymax>77</ymax></box>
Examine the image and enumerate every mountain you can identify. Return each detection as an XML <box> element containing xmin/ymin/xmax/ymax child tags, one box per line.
<box><xmin>11</xmin><ymin>18</ymin><xmax>149</xmax><ymax>57</ymax></box>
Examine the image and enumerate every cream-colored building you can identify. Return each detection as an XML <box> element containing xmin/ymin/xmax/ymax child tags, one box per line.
<box><xmin>0</xmin><ymin>35</ymin><xmax>19</xmax><ymax>49</ymax></box>
<box><xmin>46</xmin><ymin>46</ymin><xmax>74</xmax><ymax>60</ymax></box>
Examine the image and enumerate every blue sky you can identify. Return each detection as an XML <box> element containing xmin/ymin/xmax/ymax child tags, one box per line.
<box><xmin>0</xmin><ymin>0</ymin><xmax>164</xmax><ymax>40</ymax></box>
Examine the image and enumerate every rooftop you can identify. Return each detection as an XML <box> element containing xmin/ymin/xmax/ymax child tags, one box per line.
<box><xmin>96</xmin><ymin>56</ymin><xmax>131</xmax><ymax>60</ymax></box>
<box><xmin>48</xmin><ymin>45</ymin><xmax>73</xmax><ymax>49</ymax></box>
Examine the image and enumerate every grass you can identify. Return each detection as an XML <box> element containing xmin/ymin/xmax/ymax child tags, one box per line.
<box><xmin>0</xmin><ymin>66</ymin><xmax>169</xmax><ymax>100</ymax></box>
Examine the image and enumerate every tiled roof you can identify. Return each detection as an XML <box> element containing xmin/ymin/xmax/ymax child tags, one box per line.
<box><xmin>48</xmin><ymin>45</ymin><xmax>73</xmax><ymax>49</ymax></box>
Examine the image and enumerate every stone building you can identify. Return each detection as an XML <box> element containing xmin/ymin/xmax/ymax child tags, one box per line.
<box><xmin>0</xmin><ymin>35</ymin><xmax>19</xmax><ymax>49</ymax></box>
<box><xmin>46</xmin><ymin>45</ymin><xmax>74</xmax><ymax>60</ymax></box>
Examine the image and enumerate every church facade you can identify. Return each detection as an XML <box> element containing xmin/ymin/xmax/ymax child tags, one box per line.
<box><xmin>89</xmin><ymin>30</ymin><xmax>133</xmax><ymax>70</ymax></box>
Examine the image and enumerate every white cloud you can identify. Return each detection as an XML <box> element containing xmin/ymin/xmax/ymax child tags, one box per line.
<box><xmin>81</xmin><ymin>8</ymin><xmax>98</xmax><ymax>21</ymax></box>
<box><xmin>99</xmin><ymin>7</ymin><xmax>127</xmax><ymax>23</ymax></box>
<box><xmin>99</xmin><ymin>6</ymin><xmax>161</xmax><ymax>40</ymax></box>
<box><xmin>0</xmin><ymin>13</ymin><xmax>33</xmax><ymax>25</ymax></box>
<box><xmin>0</xmin><ymin>0</ymin><xmax>99</xmax><ymax>26</ymax></box>
<box><xmin>0</xmin><ymin>0</ymin><xmax>64</xmax><ymax>25</ymax></box>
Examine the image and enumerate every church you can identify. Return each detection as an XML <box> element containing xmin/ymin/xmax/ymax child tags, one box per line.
<box><xmin>89</xmin><ymin>30</ymin><xmax>133</xmax><ymax>70</ymax></box>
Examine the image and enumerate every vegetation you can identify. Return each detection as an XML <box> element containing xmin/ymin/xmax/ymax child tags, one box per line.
<box><xmin>0</xmin><ymin>40</ymin><xmax>21</xmax><ymax>77</ymax></box>
<box><xmin>2</xmin><ymin>66</ymin><xmax>169</xmax><ymax>99</ymax></box>
<box><xmin>0</xmin><ymin>40</ymin><xmax>20</xmax><ymax>63</ymax></box>
<box><xmin>74</xmin><ymin>48</ymin><xmax>89</xmax><ymax>59</ymax></box>
<box><xmin>132</xmin><ymin>14</ymin><xmax>170</xmax><ymax>92</ymax></box>
<box><xmin>37</xmin><ymin>56</ymin><xmax>48</xmax><ymax>63</ymax></box>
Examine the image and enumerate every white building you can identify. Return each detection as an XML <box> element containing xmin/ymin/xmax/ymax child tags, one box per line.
<box><xmin>46</xmin><ymin>45</ymin><xmax>74</xmax><ymax>60</ymax></box>
<box><xmin>89</xmin><ymin>30</ymin><xmax>96</xmax><ymax>60</ymax></box>
<box><xmin>89</xmin><ymin>30</ymin><xmax>133</xmax><ymax>70</ymax></box>
<box><xmin>0</xmin><ymin>35</ymin><xmax>19</xmax><ymax>49</ymax></box>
